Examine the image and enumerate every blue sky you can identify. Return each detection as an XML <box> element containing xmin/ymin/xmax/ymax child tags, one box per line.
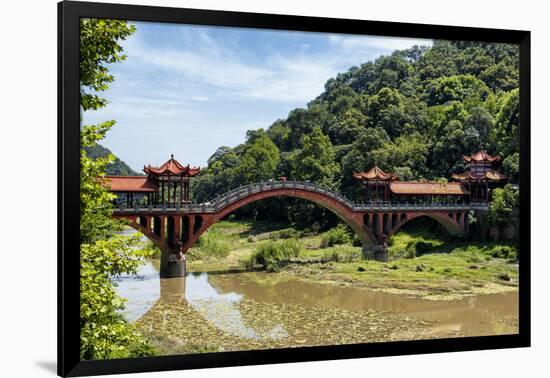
<box><xmin>82</xmin><ymin>21</ymin><xmax>431</xmax><ymax>171</ymax></box>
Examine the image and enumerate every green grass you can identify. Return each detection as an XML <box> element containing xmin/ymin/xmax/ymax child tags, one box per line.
<box><xmin>247</xmin><ymin>239</ymin><xmax>303</xmax><ymax>271</ymax></box>
<box><xmin>285</xmin><ymin>241</ymin><xmax>519</xmax><ymax>298</ymax></box>
<box><xmin>388</xmin><ymin>228</ymin><xmax>446</xmax><ymax>259</ymax></box>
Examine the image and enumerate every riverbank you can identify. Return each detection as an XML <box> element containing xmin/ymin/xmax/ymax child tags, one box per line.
<box><xmin>176</xmin><ymin>220</ymin><xmax>519</xmax><ymax>300</ymax></box>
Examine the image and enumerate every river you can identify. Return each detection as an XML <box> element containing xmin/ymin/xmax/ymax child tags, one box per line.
<box><xmin>113</xmin><ymin>256</ymin><xmax>518</xmax><ymax>354</ymax></box>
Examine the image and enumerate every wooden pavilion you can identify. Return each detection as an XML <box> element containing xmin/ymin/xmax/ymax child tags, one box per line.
<box><xmin>104</xmin><ymin>155</ymin><xmax>200</xmax><ymax>206</ymax></box>
<box><xmin>451</xmin><ymin>150</ymin><xmax>507</xmax><ymax>202</ymax></box>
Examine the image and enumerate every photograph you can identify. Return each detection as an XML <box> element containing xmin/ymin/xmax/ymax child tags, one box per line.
<box><xmin>79</xmin><ymin>17</ymin><xmax>520</xmax><ymax>361</ymax></box>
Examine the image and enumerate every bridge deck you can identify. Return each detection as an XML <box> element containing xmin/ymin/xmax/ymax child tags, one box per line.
<box><xmin>112</xmin><ymin>180</ymin><xmax>489</xmax><ymax>215</ymax></box>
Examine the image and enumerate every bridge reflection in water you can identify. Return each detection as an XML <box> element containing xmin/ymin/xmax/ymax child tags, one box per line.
<box><xmin>113</xmin><ymin>258</ymin><xmax>518</xmax><ymax>353</ymax></box>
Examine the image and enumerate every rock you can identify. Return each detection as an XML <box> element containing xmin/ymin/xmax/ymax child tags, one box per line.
<box><xmin>357</xmin><ymin>266</ymin><xmax>366</xmax><ymax>272</ymax></box>
<box><xmin>497</xmin><ymin>272</ymin><xmax>511</xmax><ymax>281</ymax></box>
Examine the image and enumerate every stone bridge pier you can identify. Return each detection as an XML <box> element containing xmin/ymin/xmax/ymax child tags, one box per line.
<box><xmin>121</xmin><ymin>214</ymin><xmax>217</xmax><ymax>278</ymax></box>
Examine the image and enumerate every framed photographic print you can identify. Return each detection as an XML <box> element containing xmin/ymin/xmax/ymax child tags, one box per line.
<box><xmin>58</xmin><ymin>1</ymin><xmax>530</xmax><ymax>376</ymax></box>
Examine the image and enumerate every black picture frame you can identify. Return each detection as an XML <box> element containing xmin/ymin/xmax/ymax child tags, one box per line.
<box><xmin>58</xmin><ymin>1</ymin><xmax>531</xmax><ymax>376</ymax></box>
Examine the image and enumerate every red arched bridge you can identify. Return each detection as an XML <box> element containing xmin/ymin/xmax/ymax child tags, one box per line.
<box><xmin>112</xmin><ymin>180</ymin><xmax>488</xmax><ymax>277</ymax></box>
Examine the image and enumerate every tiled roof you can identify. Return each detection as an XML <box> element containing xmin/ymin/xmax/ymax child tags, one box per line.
<box><xmin>353</xmin><ymin>166</ymin><xmax>398</xmax><ymax>181</ymax></box>
<box><xmin>390</xmin><ymin>182</ymin><xmax>469</xmax><ymax>195</ymax></box>
<box><xmin>143</xmin><ymin>155</ymin><xmax>201</xmax><ymax>177</ymax></box>
<box><xmin>452</xmin><ymin>170</ymin><xmax>507</xmax><ymax>182</ymax></box>
<box><xmin>463</xmin><ymin>150</ymin><xmax>501</xmax><ymax>163</ymax></box>
<box><xmin>103</xmin><ymin>176</ymin><xmax>158</xmax><ymax>192</ymax></box>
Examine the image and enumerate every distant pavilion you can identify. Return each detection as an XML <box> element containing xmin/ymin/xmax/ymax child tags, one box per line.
<box><xmin>353</xmin><ymin>166</ymin><xmax>469</xmax><ymax>203</ymax></box>
<box><xmin>104</xmin><ymin>155</ymin><xmax>200</xmax><ymax>206</ymax></box>
<box><xmin>353</xmin><ymin>150</ymin><xmax>506</xmax><ymax>204</ymax></box>
<box><xmin>451</xmin><ymin>150</ymin><xmax>507</xmax><ymax>202</ymax></box>
<box><xmin>352</xmin><ymin>166</ymin><xmax>398</xmax><ymax>202</ymax></box>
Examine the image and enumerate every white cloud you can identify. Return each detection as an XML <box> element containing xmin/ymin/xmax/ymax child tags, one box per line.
<box><xmin>191</xmin><ymin>96</ymin><xmax>209</xmax><ymax>102</ymax></box>
<box><xmin>94</xmin><ymin>26</ymin><xmax>435</xmax><ymax>167</ymax></box>
<box><xmin>329</xmin><ymin>35</ymin><xmax>432</xmax><ymax>52</ymax></box>
<box><xmin>120</xmin><ymin>29</ymin><xmax>432</xmax><ymax>105</ymax></box>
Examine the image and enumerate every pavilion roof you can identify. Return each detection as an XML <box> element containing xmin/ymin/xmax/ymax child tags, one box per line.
<box><xmin>103</xmin><ymin>176</ymin><xmax>158</xmax><ymax>192</ymax></box>
<box><xmin>452</xmin><ymin>170</ymin><xmax>507</xmax><ymax>182</ymax></box>
<box><xmin>143</xmin><ymin>155</ymin><xmax>201</xmax><ymax>177</ymax></box>
<box><xmin>463</xmin><ymin>150</ymin><xmax>501</xmax><ymax>163</ymax></box>
<box><xmin>390</xmin><ymin>182</ymin><xmax>469</xmax><ymax>196</ymax></box>
<box><xmin>352</xmin><ymin>166</ymin><xmax>398</xmax><ymax>181</ymax></box>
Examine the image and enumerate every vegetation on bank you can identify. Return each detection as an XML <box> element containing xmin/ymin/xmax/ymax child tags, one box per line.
<box><xmin>182</xmin><ymin>220</ymin><xmax>518</xmax><ymax>299</ymax></box>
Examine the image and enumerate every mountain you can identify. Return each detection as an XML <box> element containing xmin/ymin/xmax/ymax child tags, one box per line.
<box><xmin>190</xmin><ymin>40</ymin><xmax>520</xmax><ymax>227</ymax></box>
<box><xmin>84</xmin><ymin>143</ymin><xmax>141</xmax><ymax>176</ymax></box>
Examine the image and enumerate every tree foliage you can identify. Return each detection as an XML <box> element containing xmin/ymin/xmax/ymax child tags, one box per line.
<box><xmin>80</xmin><ymin>19</ymin><xmax>135</xmax><ymax>111</ymax></box>
<box><xmin>292</xmin><ymin>126</ymin><xmax>339</xmax><ymax>188</ymax></box>
<box><xmin>79</xmin><ymin>19</ymin><xmax>155</xmax><ymax>360</ymax></box>
<box><xmin>487</xmin><ymin>185</ymin><xmax>520</xmax><ymax>240</ymax></box>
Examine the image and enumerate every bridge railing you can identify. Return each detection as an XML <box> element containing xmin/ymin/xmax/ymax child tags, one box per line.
<box><xmin>112</xmin><ymin>180</ymin><xmax>489</xmax><ymax>214</ymax></box>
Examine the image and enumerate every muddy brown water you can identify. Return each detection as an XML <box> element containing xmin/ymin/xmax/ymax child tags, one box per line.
<box><xmin>113</xmin><ymin>257</ymin><xmax>518</xmax><ymax>352</ymax></box>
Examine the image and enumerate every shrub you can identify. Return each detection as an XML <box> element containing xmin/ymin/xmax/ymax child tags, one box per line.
<box><xmin>323</xmin><ymin>250</ymin><xmax>341</xmax><ymax>262</ymax></box>
<box><xmin>489</xmin><ymin>246</ymin><xmax>517</xmax><ymax>259</ymax></box>
<box><xmin>405</xmin><ymin>246</ymin><xmax>416</xmax><ymax>259</ymax></box>
<box><xmin>320</xmin><ymin>224</ymin><xmax>351</xmax><ymax>248</ymax></box>
<box><xmin>189</xmin><ymin>231</ymin><xmax>230</xmax><ymax>260</ymax></box>
<box><xmin>248</xmin><ymin>239</ymin><xmax>302</xmax><ymax>270</ymax></box>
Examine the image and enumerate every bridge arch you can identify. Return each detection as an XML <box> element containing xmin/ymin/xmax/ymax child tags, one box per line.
<box><xmin>126</xmin><ymin>217</ymin><xmax>171</xmax><ymax>255</ymax></box>
<box><xmin>189</xmin><ymin>187</ymin><xmax>378</xmax><ymax>252</ymax></box>
<box><xmin>386</xmin><ymin>212</ymin><xmax>465</xmax><ymax>240</ymax></box>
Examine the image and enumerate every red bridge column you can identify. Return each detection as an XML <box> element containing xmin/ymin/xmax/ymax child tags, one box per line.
<box><xmin>159</xmin><ymin>216</ymin><xmax>166</xmax><ymax>240</ymax></box>
<box><xmin>173</xmin><ymin>216</ymin><xmax>181</xmax><ymax>244</ymax></box>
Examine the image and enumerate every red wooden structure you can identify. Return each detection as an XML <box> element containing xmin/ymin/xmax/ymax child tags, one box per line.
<box><xmin>105</xmin><ymin>150</ymin><xmax>505</xmax><ymax>277</ymax></box>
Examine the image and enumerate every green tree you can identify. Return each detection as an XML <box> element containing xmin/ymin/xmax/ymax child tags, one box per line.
<box><xmin>425</xmin><ymin>74</ymin><xmax>491</xmax><ymax>106</ymax></box>
<box><xmin>79</xmin><ymin>19</ymin><xmax>155</xmax><ymax>360</ymax></box>
<box><xmin>487</xmin><ymin>184</ymin><xmax>519</xmax><ymax>240</ymax></box>
<box><xmin>502</xmin><ymin>152</ymin><xmax>520</xmax><ymax>183</ymax></box>
<box><xmin>293</xmin><ymin>126</ymin><xmax>340</xmax><ymax>188</ymax></box>
<box><xmin>492</xmin><ymin>89</ymin><xmax>519</xmax><ymax>157</ymax></box>
<box><xmin>340</xmin><ymin>127</ymin><xmax>390</xmax><ymax>194</ymax></box>
<box><xmin>328</xmin><ymin>108</ymin><xmax>368</xmax><ymax>145</ymax></box>
<box><xmin>80</xmin><ymin>19</ymin><xmax>135</xmax><ymax>112</ymax></box>
<box><xmin>237</xmin><ymin>129</ymin><xmax>280</xmax><ymax>183</ymax></box>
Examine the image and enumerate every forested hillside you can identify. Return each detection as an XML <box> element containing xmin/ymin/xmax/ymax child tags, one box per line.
<box><xmin>192</xmin><ymin>40</ymin><xmax>520</xmax><ymax>228</ymax></box>
<box><xmin>85</xmin><ymin>143</ymin><xmax>141</xmax><ymax>176</ymax></box>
